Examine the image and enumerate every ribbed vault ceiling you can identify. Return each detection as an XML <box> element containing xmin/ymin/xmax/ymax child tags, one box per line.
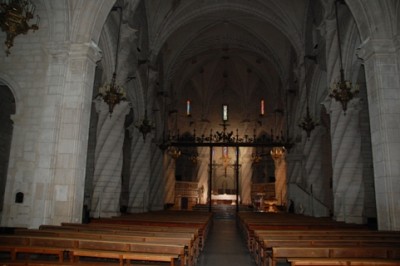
<box><xmin>111</xmin><ymin>0</ymin><xmax>312</xmax><ymax>137</ymax></box>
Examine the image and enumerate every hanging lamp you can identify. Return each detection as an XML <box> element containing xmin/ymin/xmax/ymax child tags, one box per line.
<box><xmin>135</xmin><ymin>65</ymin><xmax>155</xmax><ymax>142</ymax></box>
<box><xmin>329</xmin><ymin>0</ymin><xmax>359</xmax><ymax>114</ymax></box>
<box><xmin>98</xmin><ymin>6</ymin><xmax>126</xmax><ymax>116</ymax></box>
<box><xmin>0</xmin><ymin>0</ymin><xmax>39</xmax><ymax>56</ymax></box>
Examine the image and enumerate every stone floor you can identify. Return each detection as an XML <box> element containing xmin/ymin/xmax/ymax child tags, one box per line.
<box><xmin>197</xmin><ymin>217</ymin><xmax>257</xmax><ymax>266</ymax></box>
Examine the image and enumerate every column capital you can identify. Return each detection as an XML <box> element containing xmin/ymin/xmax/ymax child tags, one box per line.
<box><xmin>270</xmin><ymin>147</ymin><xmax>286</xmax><ymax>162</ymax></box>
<box><xmin>357</xmin><ymin>38</ymin><xmax>397</xmax><ymax>61</ymax></box>
<box><xmin>45</xmin><ymin>41</ymin><xmax>103</xmax><ymax>63</ymax></box>
<box><xmin>69</xmin><ymin>41</ymin><xmax>103</xmax><ymax>64</ymax></box>
<box><xmin>317</xmin><ymin>18</ymin><xmax>336</xmax><ymax>39</ymax></box>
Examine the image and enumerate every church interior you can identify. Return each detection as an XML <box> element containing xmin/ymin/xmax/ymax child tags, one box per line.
<box><xmin>1</xmin><ymin>0</ymin><xmax>400</xmax><ymax>265</ymax></box>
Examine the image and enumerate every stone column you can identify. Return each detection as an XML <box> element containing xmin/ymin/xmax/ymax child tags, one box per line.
<box><xmin>324</xmin><ymin>97</ymin><xmax>364</xmax><ymax>224</ymax></box>
<box><xmin>128</xmin><ymin>128</ymin><xmax>151</xmax><ymax>213</ymax></box>
<box><xmin>357</xmin><ymin>38</ymin><xmax>400</xmax><ymax>230</ymax></box>
<box><xmin>196</xmin><ymin>147</ymin><xmax>210</xmax><ymax>204</ymax></box>
<box><xmin>285</xmin><ymin>152</ymin><xmax>306</xmax><ymax>211</ymax></box>
<box><xmin>305</xmin><ymin>126</ymin><xmax>328</xmax><ymax>213</ymax></box>
<box><xmin>271</xmin><ymin>147</ymin><xmax>287</xmax><ymax>206</ymax></box>
<box><xmin>149</xmin><ymin>143</ymin><xmax>164</xmax><ymax>211</ymax></box>
<box><xmin>240</xmin><ymin>147</ymin><xmax>252</xmax><ymax>205</ymax></box>
<box><xmin>90</xmin><ymin>100</ymin><xmax>130</xmax><ymax>217</ymax></box>
<box><xmin>1</xmin><ymin>42</ymin><xmax>102</xmax><ymax>228</ymax></box>
<box><xmin>163</xmin><ymin>153</ymin><xmax>176</xmax><ymax>205</ymax></box>
<box><xmin>286</xmin><ymin>152</ymin><xmax>304</xmax><ymax>185</ymax></box>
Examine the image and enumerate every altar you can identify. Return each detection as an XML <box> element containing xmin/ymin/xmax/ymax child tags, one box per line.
<box><xmin>211</xmin><ymin>194</ymin><xmax>239</xmax><ymax>205</ymax></box>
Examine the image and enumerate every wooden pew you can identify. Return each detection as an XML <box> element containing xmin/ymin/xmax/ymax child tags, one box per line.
<box><xmin>268</xmin><ymin>246</ymin><xmax>400</xmax><ymax>266</ymax></box>
<box><xmin>40</xmin><ymin>210</ymin><xmax>212</xmax><ymax>265</ymax></box>
<box><xmin>16</xmin><ymin>228</ymin><xmax>197</xmax><ymax>266</ymax></box>
<box><xmin>0</xmin><ymin>235</ymin><xmax>74</xmax><ymax>262</ymax></box>
<box><xmin>0</xmin><ymin>235</ymin><xmax>187</xmax><ymax>266</ymax></box>
<box><xmin>90</xmin><ymin>210</ymin><xmax>213</xmax><ymax>250</ymax></box>
<box><xmin>37</xmin><ymin>224</ymin><xmax>198</xmax><ymax>260</ymax></box>
<box><xmin>71</xmin><ymin>238</ymin><xmax>185</xmax><ymax>266</ymax></box>
<box><xmin>257</xmin><ymin>239</ymin><xmax>400</xmax><ymax>266</ymax></box>
<box><xmin>236</xmin><ymin>212</ymin><xmax>400</xmax><ymax>266</ymax></box>
<box><xmin>1</xmin><ymin>211</ymin><xmax>212</xmax><ymax>265</ymax></box>
<box><xmin>288</xmin><ymin>258</ymin><xmax>400</xmax><ymax>266</ymax></box>
<box><xmin>252</xmin><ymin>230</ymin><xmax>400</xmax><ymax>261</ymax></box>
<box><xmin>236</xmin><ymin>212</ymin><xmax>369</xmax><ymax>252</ymax></box>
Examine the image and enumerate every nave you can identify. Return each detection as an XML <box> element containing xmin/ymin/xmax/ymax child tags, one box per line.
<box><xmin>197</xmin><ymin>218</ymin><xmax>256</xmax><ymax>266</ymax></box>
<box><xmin>1</xmin><ymin>209</ymin><xmax>400</xmax><ymax>266</ymax></box>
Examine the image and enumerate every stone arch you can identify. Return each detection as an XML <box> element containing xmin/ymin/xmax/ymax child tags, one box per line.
<box><xmin>345</xmin><ymin>0</ymin><xmax>396</xmax><ymax>41</ymax></box>
<box><xmin>69</xmin><ymin>0</ymin><xmax>115</xmax><ymax>44</ymax></box>
<box><xmin>41</xmin><ymin>0</ymin><xmax>69</xmax><ymax>43</ymax></box>
<box><xmin>70</xmin><ymin>0</ymin><xmax>142</xmax><ymax>44</ymax></box>
<box><xmin>98</xmin><ymin>23</ymin><xmax>116</xmax><ymax>84</ymax></box>
<box><xmin>151</xmin><ymin>3</ymin><xmax>304</xmax><ymax>65</ymax></box>
<box><xmin>0</xmin><ymin>74</ymin><xmax>22</xmax><ymax>115</ymax></box>
<box><xmin>396</xmin><ymin>2</ymin><xmax>400</xmax><ymax>36</ymax></box>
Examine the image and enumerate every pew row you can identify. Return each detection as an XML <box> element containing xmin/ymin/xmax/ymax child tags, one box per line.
<box><xmin>269</xmin><ymin>246</ymin><xmax>400</xmax><ymax>266</ymax></box>
<box><xmin>252</xmin><ymin>230</ymin><xmax>400</xmax><ymax>264</ymax></box>
<box><xmin>0</xmin><ymin>211</ymin><xmax>212</xmax><ymax>265</ymax></box>
<box><xmin>288</xmin><ymin>258</ymin><xmax>400</xmax><ymax>266</ymax></box>
<box><xmin>0</xmin><ymin>235</ymin><xmax>187</xmax><ymax>266</ymax></box>
<box><xmin>237</xmin><ymin>212</ymin><xmax>400</xmax><ymax>266</ymax></box>
<box><xmin>16</xmin><ymin>227</ymin><xmax>197</xmax><ymax>265</ymax></box>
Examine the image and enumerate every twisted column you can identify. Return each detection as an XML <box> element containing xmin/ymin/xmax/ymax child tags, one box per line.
<box><xmin>196</xmin><ymin>147</ymin><xmax>209</xmax><ymax>204</ymax></box>
<box><xmin>163</xmin><ymin>153</ymin><xmax>176</xmax><ymax>205</ymax></box>
<box><xmin>90</xmin><ymin>100</ymin><xmax>130</xmax><ymax>217</ymax></box>
<box><xmin>271</xmin><ymin>147</ymin><xmax>287</xmax><ymax>206</ymax></box>
<box><xmin>240</xmin><ymin>147</ymin><xmax>252</xmax><ymax>205</ymax></box>
<box><xmin>325</xmin><ymin>99</ymin><xmax>364</xmax><ymax>223</ymax></box>
<box><xmin>148</xmin><ymin>144</ymin><xmax>164</xmax><ymax>211</ymax></box>
<box><xmin>127</xmin><ymin>128</ymin><xmax>151</xmax><ymax>212</ymax></box>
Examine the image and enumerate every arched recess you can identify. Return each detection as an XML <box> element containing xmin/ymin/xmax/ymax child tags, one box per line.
<box><xmin>0</xmin><ymin>84</ymin><xmax>16</xmax><ymax>212</ymax></box>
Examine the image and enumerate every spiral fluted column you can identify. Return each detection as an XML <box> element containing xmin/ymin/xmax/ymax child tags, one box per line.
<box><xmin>240</xmin><ymin>147</ymin><xmax>252</xmax><ymax>205</ymax></box>
<box><xmin>90</xmin><ymin>101</ymin><xmax>130</xmax><ymax>217</ymax></box>
<box><xmin>128</xmin><ymin>129</ymin><xmax>151</xmax><ymax>213</ymax></box>
<box><xmin>196</xmin><ymin>147</ymin><xmax>210</xmax><ymax>204</ymax></box>
<box><xmin>271</xmin><ymin>147</ymin><xmax>287</xmax><ymax>206</ymax></box>
<box><xmin>149</xmin><ymin>144</ymin><xmax>164</xmax><ymax>211</ymax></box>
<box><xmin>327</xmin><ymin>99</ymin><xmax>364</xmax><ymax>224</ymax></box>
<box><xmin>163</xmin><ymin>153</ymin><xmax>176</xmax><ymax>205</ymax></box>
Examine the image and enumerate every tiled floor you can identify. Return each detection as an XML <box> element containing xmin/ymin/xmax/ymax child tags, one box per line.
<box><xmin>197</xmin><ymin>218</ymin><xmax>257</xmax><ymax>266</ymax></box>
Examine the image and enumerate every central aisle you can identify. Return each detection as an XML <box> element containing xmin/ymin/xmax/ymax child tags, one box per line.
<box><xmin>197</xmin><ymin>217</ymin><xmax>257</xmax><ymax>266</ymax></box>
